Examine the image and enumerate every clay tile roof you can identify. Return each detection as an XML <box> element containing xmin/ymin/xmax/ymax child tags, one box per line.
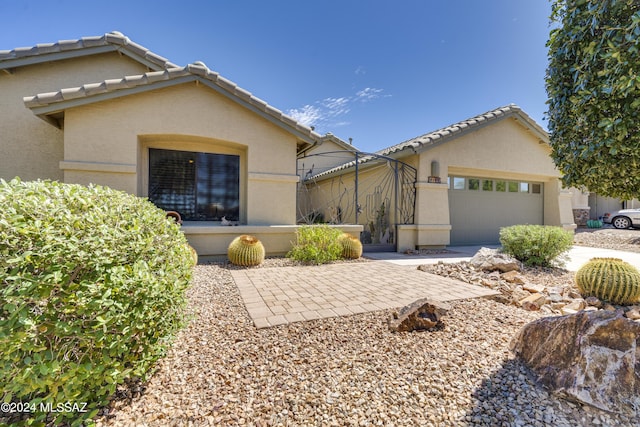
<box><xmin>0</xmin><ymin>31</ymin><xmax>177</xmax><ymax>71</ymax></box>
<box><xmin>376</xmin><ymin>104</ymin><xmax>548</xmax><ymax>157</ymax></box>
<box><xmin>307</xmin><ymin>104</ymin><xmax>548</xmax><ymax>181</ymax></box>
<box><xmin>23</xmin><ymin>62</ymin><xmax>324</xmax><ymax>143</ymax></box>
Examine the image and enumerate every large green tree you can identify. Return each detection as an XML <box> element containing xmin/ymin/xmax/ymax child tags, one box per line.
<box><xmin>546</xmin><ymin>0</ymin><xmax>640</xmax><ymax>200</ymax></box>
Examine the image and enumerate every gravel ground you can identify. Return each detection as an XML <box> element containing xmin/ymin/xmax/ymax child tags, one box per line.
<box><xmin>94</xmin><ymin>229</ymin><xmax>640</xmax><ymax>426</ymax></box>
<box><xmin>574</xmin><ymin>225</ymin><xmax>640</xmax><ymax>253</ymax></box>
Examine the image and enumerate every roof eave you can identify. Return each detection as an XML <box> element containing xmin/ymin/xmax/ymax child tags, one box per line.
<box><xmin>0</xmin><ymin>45</ymin><xmax>117</xmax><ymax>72</ymax></box>
<box><xmin>26</xmin><ymin>74</ymin><xmax>319</xmax><ymax>144</ymax></box>
<box><xmin>27</xmin><ymin>75</ymin><xmax>196</xmax><ymax>118</ymax></box>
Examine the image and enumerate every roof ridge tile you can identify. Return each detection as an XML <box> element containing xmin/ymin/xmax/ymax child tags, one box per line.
<box><xmin>1</xmin><ymin>31</ymin><xmax>178</xmax><ymax>69</ymax></box>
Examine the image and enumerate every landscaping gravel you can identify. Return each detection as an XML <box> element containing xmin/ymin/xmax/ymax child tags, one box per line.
<box><xmin>95</xmin><ymin>229</ymin><xmax>640</xmax><ymax>426</ymax></box>
<box><xmin>574</xmin><ymin>226</ymin><xmax>640</xmax><ymax>253</ymax></box>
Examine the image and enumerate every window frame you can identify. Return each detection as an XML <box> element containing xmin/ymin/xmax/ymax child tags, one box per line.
<box><xmin>139</xmin><ymin>137</ymin><xmax>247</xmax><ymax>223</ymax></box>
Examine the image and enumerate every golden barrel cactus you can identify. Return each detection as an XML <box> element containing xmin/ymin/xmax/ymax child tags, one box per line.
<box><xmin>228</xmin><ymin>235</ymin><xmax>265</xmax><ymax>267</ymax></box>
<box><xmin>339</xmin><ymin>233</ymin><xmax>363</xmax><ymax>259</ymax></box>
<box><xmin>575</xmin><ymin>257</ymin><xmax>640</xmax><ymax>305</ymax></box>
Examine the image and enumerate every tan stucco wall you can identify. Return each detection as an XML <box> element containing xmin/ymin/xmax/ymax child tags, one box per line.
<box><xmin>62</xmin><ymin>83</ymin><xmax>300</xmax><ymax>224</ymax></box>
<box><xmin>185</xmin><ymin>224</ymin><xmax>363</xmax><ymax>257</ymax></box>
<box><xmin>299</xmin><ymin>139</ymin><xmax>357</xmax><ymax>176</ymax></box>
<box><xmin>0</xmin><ymin>53</ymin><xmax>149</xmax><ymax>181</ymax></box>
<box><xmin>419</xmin><ymin>118</ymin><xmax>559</xmax><ymax>182</ymax></box>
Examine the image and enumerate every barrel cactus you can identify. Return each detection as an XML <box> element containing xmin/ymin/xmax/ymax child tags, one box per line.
<box><xmin>575</xmin><ymin>257</ymin><xmax>640</xmax><ymax>305</ymax></box>
<box><xmin>339</xmin><ymin>233</ymin><xmax>363</xmax><ymax>259</ymax></box>
<box><xmin>228</xmin><ymin>235</ymin><xmax>265</xmax><ymax>266</ymax></box>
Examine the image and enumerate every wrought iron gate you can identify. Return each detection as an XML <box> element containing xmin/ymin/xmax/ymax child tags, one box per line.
<box><xmin>297</xmin><ymin>151</ymin><xmax>417</xmax><ymax>250</ymax></box>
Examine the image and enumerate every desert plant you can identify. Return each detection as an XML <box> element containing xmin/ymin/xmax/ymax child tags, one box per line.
<box><xmin>339</xmin><ymin>233</ymin><xmax>363</xmax><ymax>259</ymax></box>
<box><xmin>499</xmin><ymin>224</ymin><xmax>573</xmax><ymax>267</ymax></box>
<box><xmin>575</xmin><ymin>257</ymin><xmax>640</xmax><ymax>305</ymax></box>
<box><xmin>0</xmin><ymin>178</ymin><xmax>194</xmax><ymax>426</ymax></box>
<box><xmin>227</xmin><ymin>235</ymin><xmax>265</xmax><ymax>266</ymax></box>
<box><xmin>287</xmin><ymin>225</ymin><xmax>343</xmax><ymax>264</ymax></box>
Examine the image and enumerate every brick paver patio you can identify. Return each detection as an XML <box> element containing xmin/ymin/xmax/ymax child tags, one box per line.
<box><xmin>230</xmin><ymin>261</ymin><xmax>499</xmax><ymax>328</ymax></box>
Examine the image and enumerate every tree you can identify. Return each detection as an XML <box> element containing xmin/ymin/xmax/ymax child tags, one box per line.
<box><xmin>546</xmin><ymin>0</ymin><xmax>640</xmax><ymax>200</ymax></box>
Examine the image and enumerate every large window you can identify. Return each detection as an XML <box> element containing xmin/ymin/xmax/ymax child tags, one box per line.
<box><xmin>149</xmin><ymin>148</ymin><xmax>240</xmax><ymax>221</ymax></box>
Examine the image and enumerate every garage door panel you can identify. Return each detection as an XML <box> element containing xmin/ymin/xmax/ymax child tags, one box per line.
<box><xmin>449</xmin><ymin>177</ymin><xmax>543</xmax><ymax>245</ymax></box>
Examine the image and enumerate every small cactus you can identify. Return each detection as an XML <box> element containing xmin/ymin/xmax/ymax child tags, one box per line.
<box><xmin>228</xmin><ymin>235</ymin><xmax>265</xmax><ymax>267</ymax></box>
<box><xmin>339</xmin><ymin>233</ymin><xmax>363</xmax><ymax>259</ymax></box>
<box><xmin>188</xmin><ymin>244</ymin><xmax>198</xmax><ymax>265</ymax></box>
<box><xmin>575</xmin><ymin>257</ymin><xmax>640</xmax><ymax>305</ymax></box>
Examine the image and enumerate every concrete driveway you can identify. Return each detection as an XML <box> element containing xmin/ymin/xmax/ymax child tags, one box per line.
<box><xmin>365</xmin><ymin>245</ymin><xmax>640</xmax><ymax>271</ymax></box>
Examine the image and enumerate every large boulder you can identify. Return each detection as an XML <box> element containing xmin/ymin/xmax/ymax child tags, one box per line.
<box><xmin>469</xmin><ymin>247</ymin><xmax>521</xmax><ymax>272</ymax></box>
<box><xmin>388</xmin><ymin>298</ymin><xmax>451</xmax><ymax>332</ymax></box>
<box><xmin>510</xmin><ymin>309</ymin><xmax>640</xmax><ymax>415</ymax></box>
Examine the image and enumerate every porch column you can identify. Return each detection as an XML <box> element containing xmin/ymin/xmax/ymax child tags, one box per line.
<box><xmin>414</xmin><ymin>181</ymin><xmax>452</xmax><ymax>248</ymax></box>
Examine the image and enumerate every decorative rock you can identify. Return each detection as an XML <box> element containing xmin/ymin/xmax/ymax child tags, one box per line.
<box><xmin>562</xmin><ymin>299</ymin><xmax>586</xmax><ymax>313</ymax></box>
<box><xmin>501</xmin><ymin>270</ymin><xmax>525</xmax><ymax>284</ymax></box>
<box><xmin>388</xmin><ymin>298</ymin><xmax>451</xmax><ymax>332</ymax></box>
<box><xmin>625</xmin><ymin>306</ymin><xmax>640</xmax><ymax>320</ymax></box>
<box><xmin>547</xmin><ymin>293</ymin><xmax>563</xmax><ymax>304</ymax></box>
<box><xmin>585</xmin><ymin>296</ymin><xmax>602</xmax><ymax>308</ymax></box>
<box><xmin>519</xmin><ymin>293</ymin><xmax>546</xmax><ymax>311</ymax></box>
<box><xmin>511</xmin><ymin>309</ymin><xmax>640</xmax><ymax>416</ymax></box>
<box><xmin>523</xmin><ymin>283</ymin><xmax>545</xmax><ymax>294</ymax></box>
<box><xmin>469</xmin><ymin>248</ymin><xmax>521</xmax><ymax>273</ymax></box>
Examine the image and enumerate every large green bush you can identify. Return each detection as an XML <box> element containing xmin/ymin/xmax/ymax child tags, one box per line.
<box><xmin>499</xmin><ymin>224</ymin><xmax>574</xmax><ymax>267</ymax></box>
<box><xmin>287</xmin><ymin>225</ymin><xmax>344</xmax><ymax>264</ymax></box>
<box><xmin>0</xmin><ymin>179</ymin><xmax>194</xmax><ymax>425</ymax></box>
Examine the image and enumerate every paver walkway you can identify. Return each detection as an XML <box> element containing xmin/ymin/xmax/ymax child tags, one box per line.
<box><xmin>230</xmin><ymin>261</ymin><xmax>499</xmax><ymax>329</ymax></box>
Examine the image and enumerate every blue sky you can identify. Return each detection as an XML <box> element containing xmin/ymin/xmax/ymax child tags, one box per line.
<box><xmin>1</xmin><ymin>0</ymin><xmax>553</xmax><ymax>153</ymax></box>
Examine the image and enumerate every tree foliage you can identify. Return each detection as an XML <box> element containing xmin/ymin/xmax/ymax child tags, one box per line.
<box><xmin>546</xmin><ymin>0</ymin><xmax>640</xmax><ymax>199</ymax></box>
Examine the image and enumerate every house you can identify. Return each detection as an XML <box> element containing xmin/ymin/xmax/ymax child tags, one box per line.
<box><xmin>2</xmin><ymin>32</ymin><xmax>575</xmax><ymax>255</ymax></box>
<box><xmin>300</xmin><ymin>105</ymin><xmax>577</xmax><ymax>250</ymax></box>
<box><xmin>0</xmin><ymin>31</ymin><xmax>361</xmax><ymax>257</ymax></box>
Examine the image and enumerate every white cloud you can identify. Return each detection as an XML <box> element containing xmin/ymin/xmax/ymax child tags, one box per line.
<box><xmin>286</xmin><ymin>87</ymin><xmax>389</xmax><ymax>131</ymax></box>
<box><xmin>287</xmin><ymin>104</ymin><xmax>323</xmax><ymax>127</ymax></box>
<box><xmin>356</xmin><ymin>87</ymin><xmax>386</xmax><ymax>102</ymax></box>
<box><xmin>321</xmin><ymin>97</ymin><xmax>351</xmax><ymax>117</ymax></box>
<box><xmin>355</xmin><ymin>66</ymin><xmax>366</xmax><ymax>75</ymax></box>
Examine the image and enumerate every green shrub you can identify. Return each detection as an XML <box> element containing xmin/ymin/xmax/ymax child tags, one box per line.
<box><xmin>287</xmin><ymin>225</ymin><xmax>343</xmax><ymax>264</ymax></box>
<box><xmin>0</xmin><ymin>178</ymin><xmax>194</xmax><ymax>426</ymax></box>
<box><xmin>499</xmin><ymin>224</ymin><xmax>573</xmax><ymax>267</ymax></box>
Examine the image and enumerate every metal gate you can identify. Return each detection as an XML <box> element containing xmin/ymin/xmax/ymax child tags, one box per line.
<box><xmin>296</xmin><ymin>151</ymin><xmax>416</xmax><ymax>250</ymax></box>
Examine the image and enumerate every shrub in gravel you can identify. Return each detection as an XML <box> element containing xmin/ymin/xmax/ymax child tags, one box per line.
<box><xmin>0</xmin><ymin>178</ymin><xmax>194</xmax><ymax>425</ymax></box>
<box><xmin>287</xmin><ymin>224</ymin><xmax>343</xmax><ymax>264</ymax></box>
<box><xmin>575</xmin><ymin>257</ymin><xmax>640</xmax><ymax>305</ymax></box>
<box><xmin>499</xmin><ymin>224</ymin><xmax>573</xmax><ymax>267</ymax></box>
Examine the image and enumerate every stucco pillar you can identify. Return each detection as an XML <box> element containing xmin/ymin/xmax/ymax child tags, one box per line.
<box><xmin>413</xmin><ymin>181</ymin><xmax>452</xmax><ymax>248</ymax></box>
<box><xmin>569</xmin><ymin>187</ymin><xmax>591</xmax><ymax>225</ymax></box>
<box><xmin>544</xmin><ymin>179</ymin><xmax>577</xmax><ymax>232</ymax></box>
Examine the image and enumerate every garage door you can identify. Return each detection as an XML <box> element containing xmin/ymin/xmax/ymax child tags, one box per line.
<box><xmin>448</xmin><ymin>176</ymin><xmax>543</xmax><ymax>245</ymax></box>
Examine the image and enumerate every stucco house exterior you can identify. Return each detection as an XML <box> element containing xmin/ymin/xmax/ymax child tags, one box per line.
<box><xmin>2</xmin><ymin>32</ymin><xmax>575</xmax><ymax>255</ymax></box>
<box><xmin>300</xmin><ymin>105</ymin><xmax>577</xmax><ymax>250</ymax></box>
<box><xmin>0</xmin><ymin>32</ymin><xmax>360</xmax><ymax>257</ymax></box>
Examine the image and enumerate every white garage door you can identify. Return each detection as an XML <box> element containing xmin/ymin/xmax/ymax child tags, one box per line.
<box><xmin>448</xmin><ymin>176</ymin><xmax>544</xmax><ymax>245</ymax></box>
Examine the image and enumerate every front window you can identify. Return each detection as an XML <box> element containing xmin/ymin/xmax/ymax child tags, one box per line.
<box><xmin>148</xmin><ymin>148</ymin><xmax>240</xmax><ymax>221</ymax></box>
